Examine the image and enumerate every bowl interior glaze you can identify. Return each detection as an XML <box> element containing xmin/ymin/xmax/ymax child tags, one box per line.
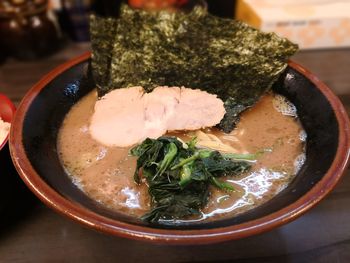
<box><xmin>10</xmin><ymin>53</ymin><xmax>350</xmax><ymax>244</ymax></box>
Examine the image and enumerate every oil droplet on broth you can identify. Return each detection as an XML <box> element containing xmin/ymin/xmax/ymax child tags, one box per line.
<box><xmin>294</xmin><ymin>153</ymin><xmax>306</xmax><ymax>174</ymax></box>
<box><xmin>121</xmin><ymin>187</ymin><xmax>142</xmax><ymax>209</ymax></box>
<box><xmin>57</xmin><ymin>91</ymin><xmax>306</xmax><ymax>222</ymax></box>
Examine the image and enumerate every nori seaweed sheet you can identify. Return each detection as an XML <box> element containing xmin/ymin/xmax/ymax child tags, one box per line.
<box><xmin>90</xmin><ymin>15</ymin><xmax>118</xmax><ymax>89</ymax></box>
<box><xmin>90</xmin><ymin>5</ymin><xmax>298</xmax><ymax>132</ymax></box>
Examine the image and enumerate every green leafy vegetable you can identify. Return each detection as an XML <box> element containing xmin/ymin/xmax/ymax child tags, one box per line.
<box><xmin>210</xmin><ymin>177</ymin><xmax>234</xmax><ymax>191</ymax></box>
<box><xmin>153</xmin><ymin>142</ymin><xmax>178</xmax><ymax>180</ymax></box>
<box><xmin>90</xmin><ymin>5</ymin><xmax>298</xmax><ymax>132</ymax></box>
<box><xmin>130</xmin><ymin>137</ymin><xmax>252</xmax><ymax>223</ymax></box>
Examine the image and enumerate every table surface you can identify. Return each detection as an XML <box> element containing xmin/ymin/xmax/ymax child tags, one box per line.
<box><xmin>0</xmin><ymin>43</ymin><xmax>349</xmax><ymax>263</ymax></box>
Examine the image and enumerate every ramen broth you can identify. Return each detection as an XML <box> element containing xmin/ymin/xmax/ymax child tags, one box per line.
<box><xmin>57</xmin><ymin>91</ymin><xmax>305</xmax><ymax>222</ymax></box>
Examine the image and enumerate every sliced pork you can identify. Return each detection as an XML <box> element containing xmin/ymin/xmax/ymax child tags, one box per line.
<box><xmin>89</xmin><ymin>87</ymin><xmax>145</xmax><ymax>147</ymax></box>
<box><xmin>89</xmin><ymin>86</ymin><xmax>225</xmax><ymax>147</ymax></box>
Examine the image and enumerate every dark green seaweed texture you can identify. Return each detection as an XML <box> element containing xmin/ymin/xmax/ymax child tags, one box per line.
<box><xmin>90</xmin><ymin>5</ymin><xmax>298</xmax><ymax>131</ymax></box>
<box><xmin>90</xmin><ymin>15</ymin><xmax>118</xmax><ymax>89</ymax></box>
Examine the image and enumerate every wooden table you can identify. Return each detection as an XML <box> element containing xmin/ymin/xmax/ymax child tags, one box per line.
<box><xmin>0</xmin><ymin>43</ymin><xmax>349</xmax><ymax>263</ymax></box>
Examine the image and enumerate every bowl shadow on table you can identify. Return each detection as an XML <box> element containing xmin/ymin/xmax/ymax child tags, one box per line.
<box><xmin>0</xmin><ymin>143</ymin><xmax>38</xmax><ymax>236</ymax></box>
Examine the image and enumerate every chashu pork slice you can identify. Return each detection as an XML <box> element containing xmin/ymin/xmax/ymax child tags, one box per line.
<box><xmin>167</xmin><ymin>87</ymin><xmax>226</xmax><ymax>131</ymax></box>
<box><xmin>89</xmin><ymin>86</ymin><xmax>225</xmax><ymax>147</ymax></box>
<box><xmin>89</xmin><ymin>86</ymin><xmax>146</xmax><ymax>147</ymax></box>
<box><xmin>143</xmin><ymin>86</ymin><xmax>180</xmax><ymax>139</ymax></box>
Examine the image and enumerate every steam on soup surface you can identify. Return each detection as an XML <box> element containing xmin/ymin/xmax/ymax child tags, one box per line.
<box><xmin>57</xmin><ymin>90</ymin><xmax>305</xmax><ymax>222</ymax></box>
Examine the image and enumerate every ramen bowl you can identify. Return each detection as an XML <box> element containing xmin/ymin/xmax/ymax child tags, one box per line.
<box><xmin>10</xmin><ymin>52</ymin><xmax>350</xmax><ymax>244</ymax></box>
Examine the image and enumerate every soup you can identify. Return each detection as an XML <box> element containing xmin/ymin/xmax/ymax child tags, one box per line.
<box><xmin>58</xmin><ymin>90</ymin><xmax>305</xmax><ymax>222</ymax></box>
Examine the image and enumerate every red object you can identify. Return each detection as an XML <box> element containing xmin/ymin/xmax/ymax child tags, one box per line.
<box><xmin>0</xmin><ymin>93</ymin><xmax>15</xmax><ymax>150</ymax></box>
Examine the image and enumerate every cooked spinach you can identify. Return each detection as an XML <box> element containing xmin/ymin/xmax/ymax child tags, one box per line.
<box><xmin>130</xmin><ymin>137</ymin><xmax>252</xmax><ymax>223</ymax></box>
<box><xmin>90</xmin><ymin>5</ymin><xmax>298</xmax><ymax>132</ymax></box>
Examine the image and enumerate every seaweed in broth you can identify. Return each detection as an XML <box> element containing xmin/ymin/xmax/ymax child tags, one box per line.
<box><xmin>57</xmin><ymin>90</ymin><xmax>305</xmax><ymax>222</ymax></box>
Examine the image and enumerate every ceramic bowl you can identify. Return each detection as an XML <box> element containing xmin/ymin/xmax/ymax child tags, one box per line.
<box><xmin>10</xmin><ymin>53</ymin><xmax>350</xmax><ymax>244</ymax></box>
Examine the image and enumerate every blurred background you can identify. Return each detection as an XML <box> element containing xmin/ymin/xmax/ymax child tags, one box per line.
<box><xmin>0</xmin><ymin>0</ymin><xmax>349</xmax><ymax>97</ymax></box>
<box><xmin>0</xmin><ymin>0</ymin><xmax>236</xmax><ymax>62</ymax></box>
<box><xmin>1</xmin><ymin>0</ymin><xmax>349</xmax><ymax>61</ymax></box>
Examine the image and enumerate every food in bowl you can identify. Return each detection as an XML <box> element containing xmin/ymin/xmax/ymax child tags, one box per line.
<box><xmin>56</xmin><ymin>4</ymin><xmax>305</xmax><ymax>224</ymax></box>
<box><xmin>58</xmin><ymin>90</ymin><xmax>306</xmax><ymax>223</ymax></box>
<box><xmin>0</xmin><ymin>117</ymin><xmax>10</xmax><ymax>146</ymax></box>
<box><xmin>0</xmin><ymin>93</ymin><xmax>15</xmax><ymax>150</ymax></box>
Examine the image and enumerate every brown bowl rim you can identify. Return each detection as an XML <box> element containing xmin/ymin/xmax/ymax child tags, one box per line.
<box><xmin>0</xmin><ymin>93</ymin><xmax>16</xmax><ymax>151</ymax></box>
<box><xmin>9</xmin><ymin>52</ymin><xmax>350</xmax><ymax>245</ymax></box>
